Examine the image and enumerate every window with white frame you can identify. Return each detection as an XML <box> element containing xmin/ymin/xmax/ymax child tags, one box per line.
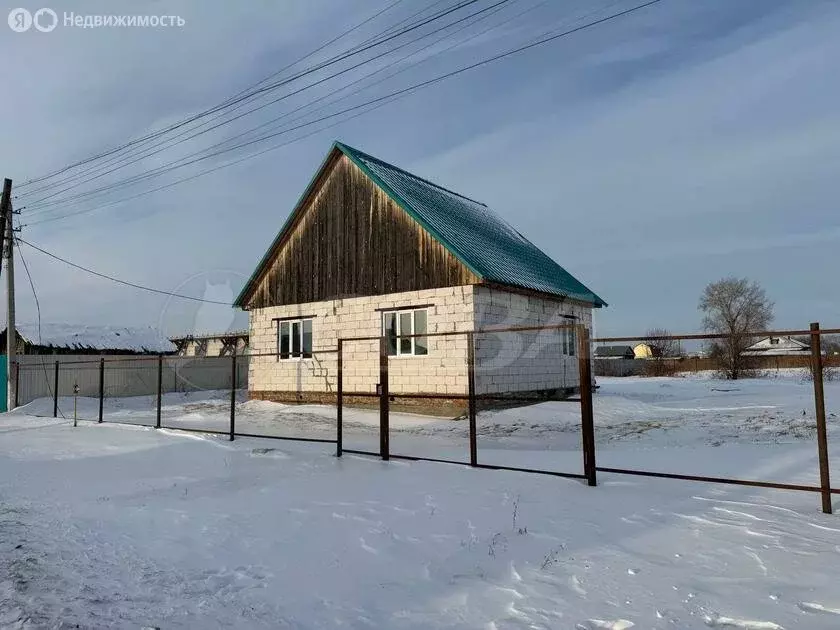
<box><xmin>561</xmin><ymin>324</ymin><xmax>577</xmax><ymax>356</ymax></box>
<box><xmin>277</xmin><ymin>318</ymin><xmax>313</xmax><ymax>360</ymax></box>
<box><xmin>382</xmin><ymin>308</ymin><xmax>428</xmax><ymax>356</ymax></box>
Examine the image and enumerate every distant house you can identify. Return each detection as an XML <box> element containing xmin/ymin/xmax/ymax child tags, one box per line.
<box><xmin>595</xmin><ymin>345</ymin><xmax>635</xmax><ymax>360</ymax></box>
<box><xmin>633</xmin><ymin>343</ymin><xmax>659</xmax><ymax>359</ymax></box>
<box><xmin>0</xmin><ymin>323</ymin><xmax>175</xmax><ymax>355</ymax></box>
<box><xmin>170</xmin><ymin>331</ymin><xmax>249</xmax><ymax>357</ymax></box>
<box><xmin>234</xmin><ymin>141</ymin><xmax>606</xmax><ymax>408</ymax></box>
<box><xmin>742</xmin><ymin>336</ymin><xmax>810</xmax><ymax>357</ymax></box>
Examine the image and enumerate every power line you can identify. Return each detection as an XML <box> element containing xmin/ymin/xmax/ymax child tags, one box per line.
<box><xmin>24</xmin><ymin>94</ymin><xmax>404</xmax><ymax>228</ymax></box>
<box><xmin>21</xmin><ymin>0</ymin><xmax>518</xmax><ymax>213</ymax></box>
<box><xmin>15</xmin><ymin>0</ymin><xmax>483</xmax><ymax>193</ymax></box>
<box><xmin>17</xmin><ymin>238</ymin><xmax>234</xmax><ymax>305</ymax></box>
<box><xmin>15</xmin><ymin>0</ymin><xmax>410</xmax><ymax>199</ymax></box>
<box><xmin>24</xmin><ymin>0</ymin><xmax>661</xmax><ymax>227</ymax></box>
<box><xmin>221</xmin><ymin>0</ymin><xmax>406</xmax><ymax>105</ymax></box>
<box><xmin>15</xmin><ymin>238</ymin><xmax>67</xmax><ymax>419</ymax></box>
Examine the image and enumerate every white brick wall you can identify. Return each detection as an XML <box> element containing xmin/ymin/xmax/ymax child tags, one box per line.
<box><xmin>472</xmin><ymin>286</ymin><xmax>594</xmax><ymax>394</ymax></box>
<box><xmin>248</xmin><ymin>286</ymin><xmax>474</xmax><ymax>396</ymax></box>
<box><xmin>248</xmin><ymin>285</ymin><xmax>596</xmax><ymax>398</ymax></box>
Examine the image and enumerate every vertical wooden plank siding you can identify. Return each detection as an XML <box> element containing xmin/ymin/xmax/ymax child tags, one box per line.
<box><xmin>247</xmin><ymin>155</ymin><xmax>477</xmax><ymax>309</ymax></box>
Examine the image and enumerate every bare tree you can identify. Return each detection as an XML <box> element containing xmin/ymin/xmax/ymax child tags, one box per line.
<box><xmin>821</xmin><ymin>334</ymin><xmax>840</xmax><ymax>357</ymax></box>
<box><xmin>794</xmin><ymin>334</ymin><xmax>840</xmax><ymax>382</ymax></box>
<box><xmin>793</xmin><ymin>334</ymin><xmax>840</xmax><ymax>357</ymax></box>
<box><xmin>643</xmin><ymin>328</ymin><xmax>682</xmax><ymax>358</ymax></box>
<box><xmin>699</xmin><ymin>277</ymin><xmax>774</xmax><ymax>380</ymax></box>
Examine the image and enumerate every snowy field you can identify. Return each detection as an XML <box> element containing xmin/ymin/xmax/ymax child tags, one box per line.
<box><xmin>2</xmin><ymin>372</ymin><xmax>839</xmax><ymax>628</ymax></box>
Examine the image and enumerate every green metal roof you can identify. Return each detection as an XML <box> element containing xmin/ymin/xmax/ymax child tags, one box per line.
<box><xmin>235</xmin><ymin>141</ymin><xmax>606</xmax><ymax>307</ymax></box>
<box><xmin>336</xmin><ymin>142</ymin><xmax>606</xmax><ymax>307</ymax></box>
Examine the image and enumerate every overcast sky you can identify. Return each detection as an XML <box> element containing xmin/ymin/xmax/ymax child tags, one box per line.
<box><xmin>1</xmin><ymin>0</ymin><xmax>838</xmax><ymax>338</ymax></box>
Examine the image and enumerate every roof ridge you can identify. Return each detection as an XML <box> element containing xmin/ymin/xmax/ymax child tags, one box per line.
<box><xmin>335</xmin><ymin>141</ymin><xmax>488</xmax><ymax>208</ymax></box>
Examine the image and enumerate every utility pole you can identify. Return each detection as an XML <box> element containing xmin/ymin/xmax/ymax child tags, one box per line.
<box><xmin>1</xmin><ymin>178</ymin><xmax>16</xmax><ymax>410</ymax></box>
<box><xmin>0</xmin><ymin>178</ymin><xmax>8</xmax><ymax>277</ymax></box>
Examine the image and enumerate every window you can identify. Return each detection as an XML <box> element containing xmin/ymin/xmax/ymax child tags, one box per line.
<box><xmin>277</xmin><ymin>318</ymin><xmax>313</xmax><ymax>360</ymax></box>
<box><xmin>561</xmin><ymin>324</ymin><xmax>577</xmax><ymax>356</ymax></box>
<box><xmin>770</xmin><ymin>337</ymin><xmax>779</xmax><ymax>345</ymax></box>
<box><xmin>382</xmin><ymin>308</ymin><xmax>428</xmax><ymax>356</ymax></box>
<box><xmin>568</xmin><ymin>326</ymin><xmax>576</xmax><ymax>357</ymax></box>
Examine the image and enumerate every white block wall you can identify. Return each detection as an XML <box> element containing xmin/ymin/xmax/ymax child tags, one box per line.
<box><xmin>248</xmin><ymin>286</ymin><xmax>475</xmax><ymax>397</ymax></box>
<box><xmin>248</xmin><ymin>285</ymin><xmax>594</xmax><ymax>399</ymax></box>
<box><xmin>472</xmin><ymin>286</ymin><xmax>592</xmax><ymax>394</ymax></box>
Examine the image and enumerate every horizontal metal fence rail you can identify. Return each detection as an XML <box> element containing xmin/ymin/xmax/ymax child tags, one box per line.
<box><xmin>596</xmin><ymin>467</ymin><xmax>840</xmax><ymax>494</ymax></box>
<box><xmin>592</xmin><ymin>327</ymin><xmax>840</xmax><ymax>343</ymax></box>
<box><xmin>25</xmin><ymin>414</ymin><xmax>340</xmax><ymax>447</ymax></box>
<box><xmin>342</xmin><ymin>448</ymin><xmax>588</xmax><ymax>479</ymax></box>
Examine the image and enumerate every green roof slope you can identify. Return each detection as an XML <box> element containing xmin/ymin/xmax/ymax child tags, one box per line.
<box><xmin>336</xmin><ymin>142</ymin><xmax>606</xmax><ymax>307</ymax></box>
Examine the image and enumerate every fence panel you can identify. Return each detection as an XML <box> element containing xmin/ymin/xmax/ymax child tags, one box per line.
<box><xmin>337</xmin><ymin>339</ymin><xmax>380</xmax><ymax>455</ymax></box>
<box><xmin>592</xmin><ymin>326</ymin><xmax>840</xmax><ymax>513</ymax></box>
<box><xmin>15</xmin><ymin>354</ymin><xmax>249</xmax><ymax>427</ymax></box>
<box><xmin>340</xmin><ymin>326</ymin><xmax>589</xmax><ymax>478</ymax></box>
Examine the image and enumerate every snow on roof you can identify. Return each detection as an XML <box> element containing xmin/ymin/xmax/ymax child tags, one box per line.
<box><xmin>14</xmin><ymin>323</ymin><xmax>175</xmax><ymax>353</ymax></box>
<box><xmin>169</xmin><ymin>329</ymin><xmax>249</xmax><ymax>341</ymax></box>
<box><xmin>742</xmin><ymin>336</ymin><xmax>810</xmax><ymax>356</ymax></box>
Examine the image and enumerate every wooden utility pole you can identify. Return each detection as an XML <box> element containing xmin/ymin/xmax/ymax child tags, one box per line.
<box><xmin>0</xmin><ymin>178</ymin><xmax>16</xmax><ymax>411</ymax></box>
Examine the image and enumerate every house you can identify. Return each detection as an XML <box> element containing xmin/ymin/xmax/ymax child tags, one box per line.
<box><xmin>0</xmin><ymin>323</ymin><xmax>175</xmax><ymax>355</ymax></box>
<box><xmin>633</xmin><ymin>343</ymin><xmax>659</xmax><ymax>359</ymax></box>
<box><xmin>170</xmin><ymin>331</ymin><xmax>249</xmax><ymax>357</ymax></box>
<box><xmin>742</xmin><ymin>336</ymin><xmax>810</xmax><ymax>357</ymax></box>
<box><xmin>233</xmin><ymin>142</ymin><xmax>606</xmax><ymax>411</ymax></box>
<box><xmin>594</xmin><ymin>345</ymin><xmax>635</xmax><ymax>360</ymax></box>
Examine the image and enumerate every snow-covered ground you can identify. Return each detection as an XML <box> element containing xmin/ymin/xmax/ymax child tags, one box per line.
<box><xmin>2</xmin><ymin>372</ymin><xmax>839</xmax><ymax>628</ymax></box>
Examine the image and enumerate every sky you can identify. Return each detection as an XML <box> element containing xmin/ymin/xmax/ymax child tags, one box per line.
<box><xmin>1</xmin><ymin>0</ymin><xmax>838</xmax><ymax>338</ymax></box>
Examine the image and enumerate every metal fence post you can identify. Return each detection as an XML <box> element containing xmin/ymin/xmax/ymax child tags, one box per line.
<box><xmin>53</xmin><ymin>360</ymin><xmax>59</xmax><ymax>418</ymax></box>
<box><xmin>379</xmin><ymin>336</ymin><xmax>390</xmax><ymax>461</ymax></box>
<box><xmin>467</xmin><ymin>331</ymin><xmax>477</xmax><ymax>467</ymax></box>
<box><xmin>336</xmin><ymin>339</ymin><xmax>343</xmax><ymax>457</ymax></box>
<box><xmin>578</xmin><ymin>325</ymin><xmax>596</xmax><ymax>486</ymax></box>
<box><xmin>98</xmin><ymin>358</ymin><xmax>104</xmax><ymax>423</ymax></box>
<box><xmin>810</xmin><ymin>322</ymin><xmax>832</xmax><ymax>514</ymax></box>
<box><xmin>229</xmin><ymin>351</ymin><xmax>236</xmax><ymax>441</ymax></box>
<box><xmin>155</xmin><ymin>354</ymin><xmax>163</xmax><ymax>429</ymax></box>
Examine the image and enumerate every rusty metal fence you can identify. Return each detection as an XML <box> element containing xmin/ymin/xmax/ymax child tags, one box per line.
<box><xmin>9</xmin><ymin>322</ymin><xmax>839</xmax><ymax>514</ymax></box>
<box><xmin>337</xmin><ymin>323</ymin><xmax>595</xmax><ymax>484</ymax></box>
<box><xmin>334</xmin><ymin>321</ymin><xmax>836</xmax><ymax>514</ymax></box>
<box><xmin>592</xmin><ymin>322</ymin><xmax>837</xmax><ymax>514</ymax></box>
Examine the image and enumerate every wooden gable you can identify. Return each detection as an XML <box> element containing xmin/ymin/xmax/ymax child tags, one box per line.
<box><xmin>243</xmin><ymin>152</ymin><xmax>478</xmax><ymax>309</ymax></box>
